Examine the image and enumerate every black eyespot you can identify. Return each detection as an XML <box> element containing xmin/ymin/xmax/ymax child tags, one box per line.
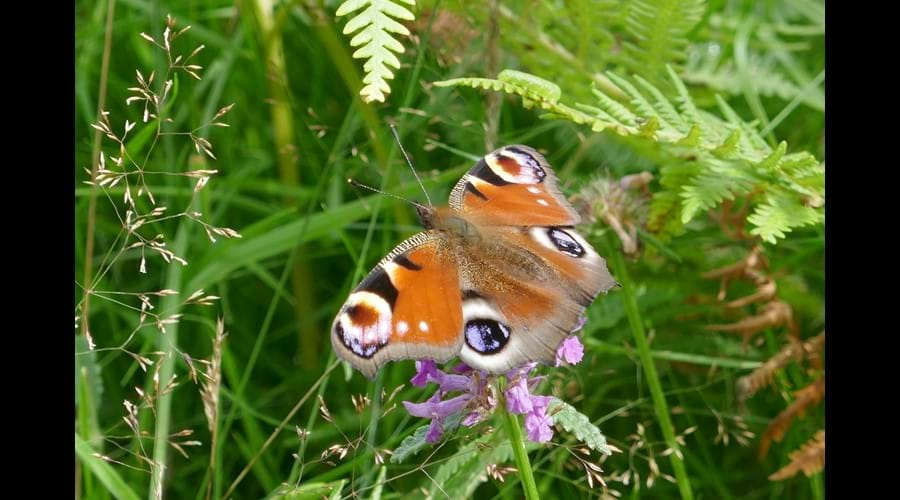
<box><xmin>547</xmin><ymin>228</ymin><xmax>585</xmax><ymax>257</ymax></box>
<box><xmin>465</xmin><ymin>319</ymin><xmax>511</xmax><ymax>354</ymax></box>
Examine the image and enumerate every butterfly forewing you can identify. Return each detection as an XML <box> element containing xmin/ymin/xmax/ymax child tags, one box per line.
<box><xmin>332</xmin><ymin>231</ymin><xmax>464</xmax><ymax>378</ymax></box>
<box><xmin>449</xmin><ymin>145</ymin><xmax>581</xmax><ymax>227</ymax></box>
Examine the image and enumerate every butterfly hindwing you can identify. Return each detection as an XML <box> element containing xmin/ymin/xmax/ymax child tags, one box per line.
<box><xmin>457</xmin><ymin>279</ymin><xmax>575</xmax><ymax>373</ymax></box>
<box><xmin>449</xmin><ymin>145</ymin><xmax>581</xmax><ymax>227</ymax></box>
<box><xmin>454</xmin><ymin>226</ymin><xmax>616</xmax><ymax>373</ymax></box>
<box><xmin>332</xmin><ymin>231</ymin><xmax>464</xmax><ymax>378</ymax></box>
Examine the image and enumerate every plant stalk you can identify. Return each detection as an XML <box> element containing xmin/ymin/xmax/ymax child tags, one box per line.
<box><xmin>605</xmin><ymin>235</ymin><xmax>694</xmax><ymax>500</ymax></box>
<box><xmin>500</xmin><ymin>379</ymin><xmax>540</xmax><ymax>500</ymax></box>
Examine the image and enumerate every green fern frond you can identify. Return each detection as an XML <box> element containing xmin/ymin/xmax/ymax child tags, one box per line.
<box><xmin>748</xmin><ymin>192</ymin><xmax>823</xmax><ymax>243</ymax></box>
<box><xmin>437</xmin><ymin>67</ymin><xmax>765</xmax><ymax>159</ymax></box>
<box><xmin>678</xmin><ymin>150</ymin><xmax>762</xmax><ymax>219</ymax></box>
<box><xmin>680</xmin><ymin>168</ymin><xmax>751</xmax><ymax>223</ymax></box>
<box><xmin>336</xmin><ymin>0</ymin><xmax>415</xmax><ymax>103</ymax></box>
<box><xmin>549</xmin><ymin>398</ymin><xmax>613</xmax><ymax>455</ymax></box>
<box><xmin>623</xmin><ymin>0</ymin><xmax>707</xmax><ymax>84</ymax></box>
<box><xmin>435</xmin><ymin>66</ymin><xmax>824</xmax><ymax>243</ymax></box>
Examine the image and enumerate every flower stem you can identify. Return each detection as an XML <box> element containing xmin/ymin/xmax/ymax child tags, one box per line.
<box><xmin>499</xmin><ymin>379</ymin><xmax>540</xmax><ymax>500</ymax></box>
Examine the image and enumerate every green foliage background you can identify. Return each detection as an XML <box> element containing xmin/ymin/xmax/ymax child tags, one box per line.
<box><xmin>75</xmin><ymin>0</ymin><xmax>825</xmax><ymax>498</ymax></box>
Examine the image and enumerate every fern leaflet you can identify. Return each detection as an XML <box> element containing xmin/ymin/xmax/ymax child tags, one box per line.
<box><xmin>336</xmin><ymin>0</ymin><xmax>415</xmax><ymax>103</ymax></box>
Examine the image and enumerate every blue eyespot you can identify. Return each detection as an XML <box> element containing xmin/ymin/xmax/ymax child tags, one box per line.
<box><xmin>465</xmin><ymin>319</ymin><xmax>511</xmax><ymax>354</ymax></box>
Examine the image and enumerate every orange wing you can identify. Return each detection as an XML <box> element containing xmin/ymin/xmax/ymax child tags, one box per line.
<box><xmin>448</xmin><ymin>145</ymin><xmax>580</xmax><ymax>227</ymax></box>
<box><xmin>331</xmin><ymin>232</ymin><xmax>464</xmax><ymax>378</ymax></box>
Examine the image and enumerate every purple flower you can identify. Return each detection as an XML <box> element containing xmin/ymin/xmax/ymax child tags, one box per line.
<box><xmin>524</xmin><ymin>395</ymin><xmax>554</xmax><ymax>442</ymax></box>
<box><xmin>505</xmin><ymin>374</ymin><xmax>534</xmax><ymax>414</ymax></box>
<box><xmin>555</xmin><ymin>336</ymin><xmax>585</xmax><ymax>366</ymax></box>
<box><xmin>460</xmin><ymin>371</ymin><xmax>497</xmax><ymax>427</ymax></box>
<box><xmin>402</xmin><ymin>392</ymin><xmax>471</xmax><ymax>419</ymax></box>
<box><xmin>503</xmin><ymin>364</ymin><xmax>556</xmax><ymax>442</ymax></box>
<box><xmin>403</xmin><ymin>315</ymin><xmax>588</xmax><ymax>445</ymax></box>
<box><xmin>411</xmin><ymin>360</ymin><xmax>440</xmax><ymax>387</ymax></box>
<box><xmin>461</xmin><ymin>410</ymin><xmax>486</xmax><ymax>427</ymax></box>
<box><xmin>453</xmin><ymin>362</ymin><xmax>473</xmax><ymax>374</ymax></box>
<box><xmin>403</xmin><ymin>362</ymin><xmax>495</xmax><ymax>442</ymax></box>
<box><xmin>403</xmin><ymin>393</ymin><xmax>472</xmax><ymax>443</ymax></box>
<box><xmin>425</xmin><ymin>418</ymin><xmax>443</xmax><ymax>443</ymax></box>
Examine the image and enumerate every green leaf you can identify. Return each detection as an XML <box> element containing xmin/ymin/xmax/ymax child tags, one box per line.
<box><xmin>74</xmin><ymin>336</ymin><xmax>103</xmax><ymax>412</ymax></box>
<box><xmin>75</xmin><ymin>336</ymin><xmax>103</xmax><ymax>450</ymax></box>
<box><xmin>549</xmin><ymin>398</ymin><xmax>613</xmax><ymax>455</ymax></box>
<box><xmin>370</xmin><ymin>466</ymin><xmax>387</xmax><ymax>500</ymax></box>
<box><xmin>336</xmin><ymin>0</ymin><xmax>416</xmax><ymax>102</ymax></box>
<box><xmin>758</xmin><ymin>141</ymin><xmax>787</xmax><ymax>170</ymax></box>
<box><xmin>390</xmin><ymin>413</ymin><xmax>462</xmax><ymax>464</ymax></box>
<box><xmin>748</xmin><ymin>192</ymin><xmax>823</xmax><ymax>243</ymax></box>
<box><xmin>712</xmin><ymin>128</ymin><xmax>741</xmax><ymax>158</ymax></box>
<box><xmin>390</xmin><ymin>423</ymin><xmax>431</xmax><ymax>463</ymax></box>
<box><xmin>271</xmin><ymin>482</ymin><xmax>338</xmax><ymax>500</ymax></box>
<box><xmin>685</xmin><ymin>45</ymin><xmax>825</xmax><ymax>112</ymax></box>
<box><xmin>328</xmin><ymin>480</ymin><xmax>347</xmax><ymax>500</ymax></box>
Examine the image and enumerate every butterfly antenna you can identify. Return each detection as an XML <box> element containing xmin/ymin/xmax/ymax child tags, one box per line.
<box><xmin>347</xmin><ymin>178</ymin><xmax>424</xmax><ymax>208</ymax></box>
<box><xmin>390</xmin><ymin>124</ymin><xmax>432</xmax><ymax>206</ymax></box>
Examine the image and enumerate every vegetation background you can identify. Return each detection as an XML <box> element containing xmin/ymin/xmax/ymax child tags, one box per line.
<box><xmin>75</xmin><ymin>0</ymin><xmax>825</xmax><ymax>498</ymax></box>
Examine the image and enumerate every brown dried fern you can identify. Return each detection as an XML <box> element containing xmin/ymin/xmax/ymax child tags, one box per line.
<box><xmin>769</xmin><ymin>430</ymin><xmax>825</xmax><ymax>481</ymax></box>
<box><xmin>705</xmin><ymin>300</ymin><xmax>796</xmax><ymax>346</ymax></box>
<box><xmin>759</xmin><ymin>377</ymin><xmax>824</xmax><ymax>458</ymax></box>
<box><xmin>702</xmin><ymin>245</ymin><xmax>768</xmax><ymax>300</ymax></box>
<box><xmin>737</xmin><ymin>332</ymin><xmax>824</xmax><ymax>400</ymax></box>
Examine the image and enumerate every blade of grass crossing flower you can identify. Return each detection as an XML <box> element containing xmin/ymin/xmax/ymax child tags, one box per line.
<box><xmin>499</xmin><ymin>377</ymin><xmax>540</xmax><ymax>500</ymax></box>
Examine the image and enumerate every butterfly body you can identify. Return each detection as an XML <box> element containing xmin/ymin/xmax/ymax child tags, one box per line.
<box><xmin>333</xmin><ymin>145</ymin><xmax>616</xmax><ymax>378</ymax></box>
